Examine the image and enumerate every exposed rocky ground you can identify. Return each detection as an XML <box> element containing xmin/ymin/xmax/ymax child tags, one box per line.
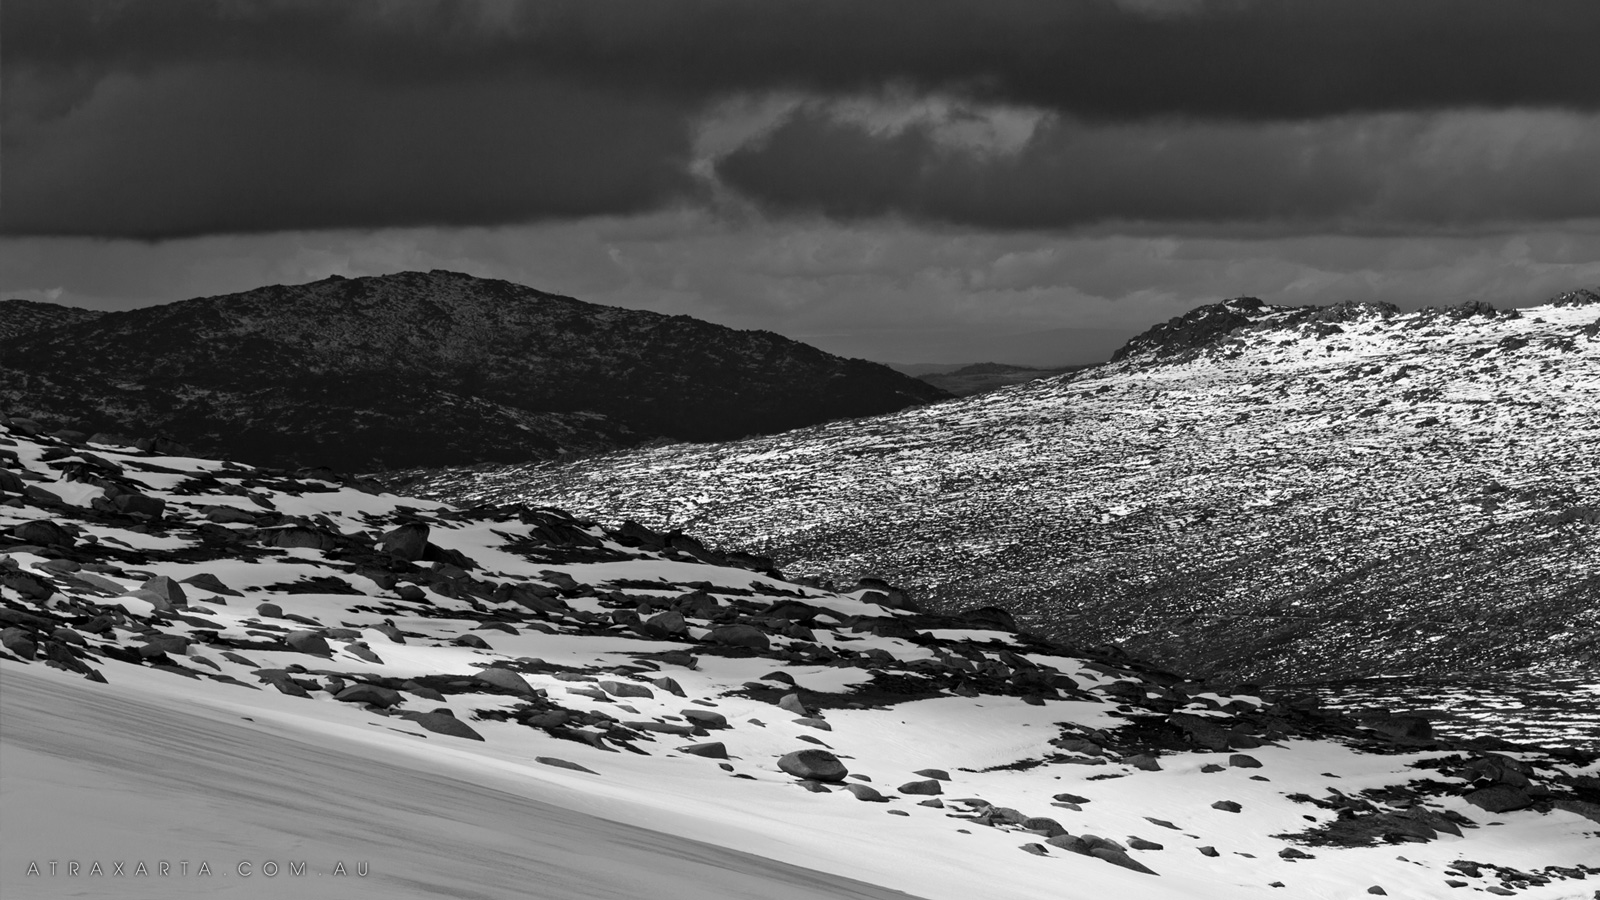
<box><xmin>399</xmin><ymin>291</ymin><xmax>1600</xmax><ymax>684</ymax></box>
<box><xmin>0</xmin><ymin>299</ymin><xmax>106</xmax><ymax>343</ymax></box>
<box><xmin>2</xmin><ymin>417</ymin><xmax>1598</xmax><ymax>899</ymax></box>
<box><xmin>0</xmin><ymin>271</ymin><xmax>947</xmax><ymax>472</ymax></box>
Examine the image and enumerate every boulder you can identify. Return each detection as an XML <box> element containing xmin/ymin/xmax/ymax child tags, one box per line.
<box><xmin>139</xmin><ymin>633</ymin><xmax>191</xmax><ymax>657</ymax></box>
<box><xmin>1092</xmin><ymin>848</ymin><xmax>1157</xmax><ymax>875</ymax></box>
<box><xmin>182</xmin><ymin>572</ymin><xmax>242</xmax><ymax>596</ymax></box>
<box><xmin>708</xmin><ymin>624</ymin><xmax>770</xmax><ymax>651</ymax></box>
<box><xmin>265</xmin><ymin>526</ymin><xmax>339</xmax><ymax>551</ymax></box>
<box><xmin>1228</xmin><ymin>753</ymin><xmax>1263</xmax><ymax>769</ymax></box>
<box><xmin>842</xmin><ymin>783</ymin><xmax>887</xmax><ymax>802</ymax></box>
<box><xmin>650</xmin><ymin>675</ymin><xmax>686</xmax><ymax>696</ymax></box>
<box><xmin>681</xmin><ymin>709</ymin><xmax>729</xmax><ymax>729</ymax></box>
<box><xmin>379</xmin><ymin>523</ymin><xmax>430</xmax><ymax>561</ymax></box>
<box><xmin>1126</xmin><ymin>753</ymin><xmax>1162</xmax><ymax>771</ymax></box>
<box><xmin>643</xmin><ymin>611</ymin><xmax>689</xmax><ymax>637</ymax></box>
<box><xmin>1553</xmin><ymin>799</ymin><xmax>1600</xmax><ymax>824</ymax></box>
<box><xmin>202</xmin><ymin>505</ymin><xmax>260</xmax><ymax>524</ymax></box>
<box><xmin>677</xmin><ymin>742</ymin><xmax>729</xmax><ymax>759</ymax></box>
<box><xmin>113</xmin><ymin>493</ymin><xmax>166</xmax><ymax>519</ymax></box>
<box><xmin>0</xmin><ymin>469</ymin><xmax>26</xmax><ymax>494</ymax></box>
<box><xmin>1464</xmin><ymin>784</ymin><xmax>1533</xmax><ymax>813</ymax></box>
<box><xmin>8</xmin><ymin>520</ymin><xmax>74</xmax><ymax>547</ymax></box>
<box><xmin>1</xmin><ymin>627</ymin><xmax>37</xmax><ymax>660</ymax></box>
<box><xmin>403</xmin><ymin>711</ymin><xmax>483</xmax><ymax>740</ymax></box>
<box><xmin>898</xmin><ymin>779</ymin><xmax>943</xmax><ymax>796</ymax></box>
<box><xmin>283</xmin><ymin>631</ymin><xmax>332</xmax><ymax>655</ymax></box>
<box><xmin>777</xmin><ymin>692</ymin><xmax>809</xmax><ymax>716</ymax></box>
<box><xmin>334</xmin><ymin>684</ymin><xmax>403</xmax><ymax>708</ymax></box>
<box><xmin>599</xmin><ymin>679</ymin><xmax>655</xmax><ymax>700</ymax></box>
<box><xmin>1212</xmin><ymin>801</ymin><xmax>1242</xmax><ymax>813</ymax></box>
<box><xmin>1021</xmin><ymin>817</ymin><xmax>1067</xmax><ymax>837</ymax></box>
<box><xmin>1047</xmin><ymin>835</ymin><xmax>1090</xmax><ymax>855</ymax></box>
<box><xmin>777</xmin><ymin>749</ymin><xmax>848</xmax><ymax>783</ymax></box>
<box><xmin>141</xmin><ymin>576</ymin><xmax>188</xmax><ymax>609</ymax></box>
<box><xmin>476</xmin><ymin>667</ymin><xmax>536</xmax><ymax>695</ymax></box>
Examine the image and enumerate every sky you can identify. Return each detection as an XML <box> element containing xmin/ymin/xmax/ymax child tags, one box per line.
<box><xmin>4</xmin><ymin>0</ymin><xmax>1600</xmax><ymax>365</ymax></box>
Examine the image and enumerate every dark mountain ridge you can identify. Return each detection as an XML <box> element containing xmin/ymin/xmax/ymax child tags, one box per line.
<box><xmin>0</xmin><ymin>298</ymin><xmax>107</xmax><ymax>343</ymax></box>
<box><xmin>0</xmin><ymin>270</ymin><xmax>948</xmax><ymax>471</ymax></box>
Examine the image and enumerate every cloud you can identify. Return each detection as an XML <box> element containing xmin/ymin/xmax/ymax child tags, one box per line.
<box><xmin>6</xmin><ymin>0</ymin><xmax>1600</xmax><ymax>238</ymax></box>
<box><xmin>716</xmin><ymin>104</ymin><xmax>1600</xmax><ymax>230</ymax></box>
<box><xmin>8</xmin><ymin>0</ymin><xmax>1600</xmax><ymax>122</ymax></box>
<box><xmin>1</xmin><ymin>63</ymin><xmax>699</xmax><ymax>238</ymax></box>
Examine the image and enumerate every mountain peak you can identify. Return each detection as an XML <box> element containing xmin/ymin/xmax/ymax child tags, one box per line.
<box><xmin>0</xmin><ymin>273</ymin><xmax>948</xmax><ymax>470</ymax></box>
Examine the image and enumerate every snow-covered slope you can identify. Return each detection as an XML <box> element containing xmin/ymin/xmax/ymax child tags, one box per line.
<box><xmin>3</xmin><ymin>419</ymin><xmax>1598</xmax><ymax>899</ymax></box>
<box><xmin>402</xmin><ymin>293</ymin><xmax>1600</xmax><ymax>683</ymax></box>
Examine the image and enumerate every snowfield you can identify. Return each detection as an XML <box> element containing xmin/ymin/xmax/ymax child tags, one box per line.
<box><xmin>2</xmin><ymin>418</ymin><xmax>1598</xmax><ymax>899</ymax></box>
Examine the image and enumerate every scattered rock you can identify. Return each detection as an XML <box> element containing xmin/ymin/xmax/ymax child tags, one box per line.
<box><xmin>379</xmin><ymin>523</ymin><xmax>430</xmax><ymax>561</ymax></box>
<box><xmin>1092</xmin><ymin>848</ymin><xmax>1157</xmax><ymax>875</ymax></box>
<box><xmin>283</xmin><ymin>630</ymin><xmax>331</xmax><ymax>655</ymax></box>
<box><xmin>650</xmin><ymin>675</ymin><xmax>686</xmax><ymax>696</ymax></box>
<box><xmin>1465</xmin><ymin>784</ymin><xmax>1533</xmax><ymax>813</ymax></box>
<box><xmin>898</xmin><ymin>779</ymin><xmax>943</xmax><ymax>796</ymax></box>
<box><xmin>678</xmin><ymin>742</ymin><xmax>730</xmax><ymax>759</ymax></box>
<box><xmin>777</xmin><ymin>749</ymin><xmax>848</xmax><ymax>783</ymax></box>
<box><xmin>681</xmin><ymin>709</ymin><xmax>729</xmax><ymax>729</ymax></box>
<box><xmin>334</xmin><ymin>683</ymin><xmax>403</xmax><ymax>707</ymax></box>
<box><xmin>842</xmin><ymin>783</ymin><xmax>888</xmax><ymax>802</ymax></box>
<box><xmin>708</xmin><ymin>624</ymin><xmax>770</xmax><ymax>651</ymax></box>
<box><xmin>404</xmin><ymin>711</ymin><xmax>484</xmax><ymax>741</ymax></box>
<box><xmin>1021</xmin><ymin>817</ymin><xmax>1067</xmax><ymax>837</ymax></box>
<box><xmin>600</xmin><ymin>679</ymin><xmax>655</xmax><ymax>699</ymax></box>
<box><xmin>536</xmin><ymin>757</ymin><xmax>598</xmax><ymax>775</ymax></box>
<box><xmin>476</xmin><ymin>667</ymin><xmax>536</xmax><ymax>695</ymax></box>
<box><xmin>1212</xmin><ymin>801</ymin><xmax>1242</xmax><ymax>813</ymax></box>
<box><xmin>1126</xmin><ymin>753</ymin><xmax>1162</xmax><ymax>771</ymax></box>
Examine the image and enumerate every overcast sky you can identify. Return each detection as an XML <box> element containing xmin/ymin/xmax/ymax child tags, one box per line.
<box><xmin>4</xmin><ymin>0</ymin><xmax>1600</xmax><ymax>365</ymax></box>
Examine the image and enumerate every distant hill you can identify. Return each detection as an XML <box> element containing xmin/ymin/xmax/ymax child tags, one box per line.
<box><xmin>918</xmin><ymin>362</ymin><xmax>1091</xmax><ymax>397</ymax></box>
<box><xmin>0</xmin><ymin>298</ymin><xmax>106</xmax><ymax>343</ymax></box>
<box><xmin>0</xmin><ymin>271</ymin><xmax>949</xmax><ymax>471</ymax></box>
<box><xmin>398</xmin><ymin>289</ymin><xmax>1600</xmax><ymax>683</ymax></box>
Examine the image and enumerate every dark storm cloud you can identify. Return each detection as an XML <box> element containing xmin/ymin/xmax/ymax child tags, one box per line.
<box><xmin>6</xmin><ymin>0</ymin><xmax>1600</xmax><ymax>238</ymax></box>
<box><xmin>1</xmin><ymin>65</ymin><xmax>699</xmax><ymax>238</ymax></box>
<box><xmin>8</xmin><ymin>0</ymin><xmax>1600</xmax><ymax>121</ymax></box>
<box><xmin>717</xmin><ymin>107</ymin><xmax>1600</xmax><ymax>230</ymax></box>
